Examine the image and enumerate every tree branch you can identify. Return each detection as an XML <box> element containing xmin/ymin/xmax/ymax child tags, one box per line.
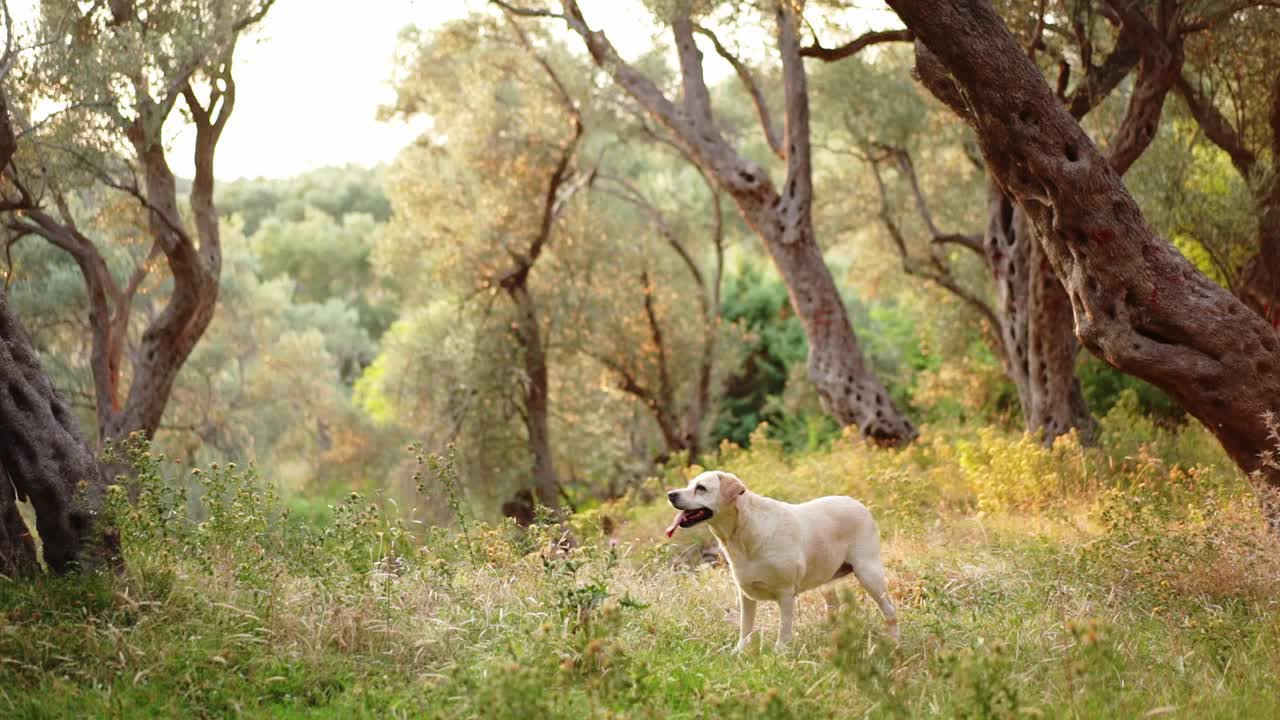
<box><xmin>777</xmin><ymin>0</ymin><xmax>813</xmax><ymax>244</ymax></box>
<box><xmin>1174</xmin><ymin>72</ymin><xmax>1257</xmax><ymax>179</ymax></box>
<box><xmin>232</xmin><ymin>0</ymin><xmax>278</xmax><ymax>31</ymax></box>
<box><xmin>491</xmin><ymin>0</ymin><xmax>566</xmax><ymax>20</ymax></box>
<box><xmin>497</xmin><ymin>14</ymin><xmax>585</xmax><ymax>292</ymax></box>
<box><xmin>1103</xmin><ymin>2</ymin><xmax>1182</xmax><ymax>176</ymax></box>
<box><xmin>799</xmin><ymin>28</ymin><xmax>913</xmax><ymax>62</ymax></box>
<box><xmin>640</xmin><ymin>270</ymin><xmax>674</xmax><ymax>413</ymax></box>
<box><xmin>0</xmin><ymin>0</ymin><xmax>14</xmax><ymax>79</ymax></box>
<box><xmin>868</xmin><ymin>147</ymin><xmax>1000</xmax><ymax>338</ymax></box>
<box><xmin>671</xmin><ymin>13</ymin><xmax>718</xmax><ymax>138</ymax></box>
<box><xmin>594</xmin><ymin>174</ymin><xmax>706</xmax><ymax>291</ymax></box>
<box><xmin>1064</xmin><ymin>19</ymin><xmax>1141</xmax><ymax>119</ymax></box>
<box><xmin>694</xmin><ymin>23</ymin><xmax>784</xmax><ymax>158</ymax></box>
<box><xmin>547</xmin><ymin>0</ymin><xmax>773</xmax><ymax>202</ymax></box>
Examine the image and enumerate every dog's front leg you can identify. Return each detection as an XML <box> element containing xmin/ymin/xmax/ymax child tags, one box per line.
<box><xmin>777</xmin><ymin>590</ymin><xmax>796</xmax><ymax>648</ymax></box>
<box><xmin>735</xmin><ymin>592</ymin><xmax>757</xmax><ymax>653</ymax></box>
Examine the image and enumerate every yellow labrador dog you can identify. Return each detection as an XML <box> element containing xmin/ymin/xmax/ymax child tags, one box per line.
<box><xmin>666</xmin><ymin>470</ymin><xmax>898</xmax><ymax>651</ymax></box>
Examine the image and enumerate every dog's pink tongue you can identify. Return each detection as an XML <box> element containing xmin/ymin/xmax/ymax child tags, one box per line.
<box><xmin>665</xmin><ymin>511</ymin><xmax>685</xmax><ymax>538</ymax></box>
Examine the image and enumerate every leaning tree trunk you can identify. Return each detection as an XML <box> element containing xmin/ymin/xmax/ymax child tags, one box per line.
<box><xmin>760</xmin><ymin>3</ymin><xmax>915</xmax><ymax>442</ymax></box>
<box><xmin>984</xmin><ymin>186</ymin><xmax>1092</xmax><ymax>442</ymax></box>
<box><xmin>916</xmin><ymin>1</ymin><xmax>1180</xmax><ymax>445</ymax></box>
<box><xmin>0</xmin><ymin>291</ymin><xmax>107</xmax><ymax>572</ymax></box>
<box><xmin>756</xmin><ymin>216</ymin><xmax>914</xmax><ymax>441</ymax></box>
<box><xmin>888</xmin><ymin>0</ymin><xmax>1280</xmax><ymax>524</ymax></box>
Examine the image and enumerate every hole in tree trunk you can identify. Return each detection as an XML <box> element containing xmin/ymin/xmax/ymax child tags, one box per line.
<box><xmin>7</xmin><ymin>384</ymin><xmax>34</xmax><ymax>414</ymax></box>
<box><xmin>1136</xmin><ymin>325</ymin><xmax>1177</xmax><ymax>347</ymax></box>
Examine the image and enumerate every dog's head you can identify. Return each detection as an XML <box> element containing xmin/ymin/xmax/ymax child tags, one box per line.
<box><xmin>664</xmin><ymin>470</ymin><xmax>746</xmax><ymax>537</ymax></box>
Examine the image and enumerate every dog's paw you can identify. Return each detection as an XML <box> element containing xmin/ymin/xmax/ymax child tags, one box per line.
<box><xmin>886</xmin><ymin>619</ymin><xmax>901</xmax><ymax>644</ymax></box>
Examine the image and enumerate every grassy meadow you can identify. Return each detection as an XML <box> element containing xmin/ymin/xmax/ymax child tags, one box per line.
<box><xmin>4</xmin><ymin>399</ymin><xmax>1280</xmax><ymax>719</ymax></box>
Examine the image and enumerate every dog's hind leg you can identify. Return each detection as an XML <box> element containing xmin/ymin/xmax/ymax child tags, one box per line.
<box><xmin>823</xmin><ymin>589</ymin><xmax>840</xmax><ymax>619</ymax></box>
<box><xmin>735</xmin><ymin>592</ymin><xmax>757</xmax><ymax>654</ymax></box>
<box><xmin>850</xmin><ymin>555</ymin><xmax>899</xmax><ymax>641</ymax></box>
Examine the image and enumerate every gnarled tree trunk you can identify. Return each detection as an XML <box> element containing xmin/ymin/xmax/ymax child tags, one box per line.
<box><xmin>0</xmin><ymin>464</ymin><xmax>36</xmax><ymax>577</ymax></box>
<box><xmin>756</xmin><ymin>215</ymin><xmax>911</xmax><ymax>440</ymax></box>
<box><xmin>0</xmin><ymin>291</ymin><xmax>107</xmax><ymax>573</ymax></box>
<box><xmin>869</xmin><ymin>142</ymin><xmax>1092</xmax><ymax>444</ymax></box>
<box><xmin>887</xmin><ymin>0</ymin><xmax>1280</xmax><ymax>525</ymax></box>
<box><xmin>984</xmin><ymin>187</ymin><xmax>1093</xmax><ymax>442</ymax></box>
<box><xmin>539</xmin><ymin>0</ymin><xmax>917</xmax><ymax>444</ymax></box>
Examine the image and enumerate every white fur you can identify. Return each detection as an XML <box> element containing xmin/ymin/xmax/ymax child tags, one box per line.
<box><xmin>667</xmin><ymin>470</ymin><xmax>898</xmax><ymax>651</ymax></box>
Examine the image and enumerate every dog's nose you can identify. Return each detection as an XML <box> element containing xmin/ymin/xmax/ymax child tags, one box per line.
<box><xmin>667</xmin><ymin>491</ymin><xmax>678</xmax><ymax>502</ymax></box>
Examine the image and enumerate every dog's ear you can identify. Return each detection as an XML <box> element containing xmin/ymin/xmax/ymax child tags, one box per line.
<box><xmin>718</xmin><ymin>472</ymin><xmax>746</xmax><ymax>504</ymax></box>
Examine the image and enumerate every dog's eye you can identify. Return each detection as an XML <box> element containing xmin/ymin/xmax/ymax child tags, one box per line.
<box><xmin>694</xmin><ymin>484</ymin><xmax>705</xmax><ymax>493</ymax></box>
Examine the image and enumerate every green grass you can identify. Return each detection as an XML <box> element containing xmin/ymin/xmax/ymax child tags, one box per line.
<box><xmin>4</xmin><ymin>410</ymin><xmax>1280</xmax><ymax>718</ymax></box>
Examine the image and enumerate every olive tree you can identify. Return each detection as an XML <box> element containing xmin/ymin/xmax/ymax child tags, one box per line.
<box><xmin>1</xmin><ymin>0</ymin><xmax>275</xmax><ymax>454</ymax></box>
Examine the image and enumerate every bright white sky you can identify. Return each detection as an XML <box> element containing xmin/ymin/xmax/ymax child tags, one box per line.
<box><xmin>177</xmin><ymin>0</ymin><xmax>662</xmax><ymax>180</ymax></box>
<box><xmin>15</xmin><ymin>1</ymin><xmax>893</xmax><ymax>181</ymax></box>
<box><xmin>210</xmin><ymin>0</ymin><xmax>663</xmax><ymax>180</ymax></box>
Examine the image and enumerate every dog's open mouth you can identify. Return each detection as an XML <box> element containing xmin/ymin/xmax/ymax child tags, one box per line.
<box><xmin>665</xmin><ymin>508</ymin><xmax>713</xmax><ymax>537</ymax></box>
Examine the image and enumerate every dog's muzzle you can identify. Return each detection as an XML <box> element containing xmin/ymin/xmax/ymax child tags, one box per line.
<box><xmin>664</xmin><ymin>492</ymin><xmax>714</xmax><ymax>537</ymax></box>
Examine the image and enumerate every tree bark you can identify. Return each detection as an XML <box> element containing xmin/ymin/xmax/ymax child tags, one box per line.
<box><xmin>887</xmin><ymin>0</ymin><xmax>1280</xmax><ymax>523</ymax></box>
<box><xmin>508</xmin><ymin>284</ymin><xmax>561</xmax><ymax>510</ymax></box>
<box><xmin>548</xmin><ymin>0</ymin><xmax>917</xmax><ymax>444</ymax></box>
<box><xmin>0</xmin><ymin>463</ymin><xmax>37</xmax><ymax>576</ymax></box>
<box><xmin>984</xmin><ymin>186</ymin><xmax>1093</xmax><ymax>442</ymax></box>
<box><xmin>0</xmin><ymin>291</ymin><xmax>107</xmax><ymax>572</ymax></box>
